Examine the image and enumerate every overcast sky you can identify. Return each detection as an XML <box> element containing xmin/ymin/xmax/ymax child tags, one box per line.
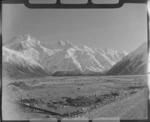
<box><xmin>2</xmin><ymin>3</ymin><xmax>147</xmax><ymax>53</ymax></box>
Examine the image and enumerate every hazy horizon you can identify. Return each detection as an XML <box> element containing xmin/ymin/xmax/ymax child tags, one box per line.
<box><xmin>2</xmin><ymin>3</ymin><xmax>147</xmax><ymax>53</ymax></box>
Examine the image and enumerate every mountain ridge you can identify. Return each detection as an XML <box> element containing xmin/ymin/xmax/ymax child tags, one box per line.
<box><xmin>106</xmin><ymin>42</ymin><xmax>147</xmax><ymax>75</ymax></box>
<box><xmin>3</xmin><ymin>34</ymin><xmax>128</xmax><ymax>78</ymax></box>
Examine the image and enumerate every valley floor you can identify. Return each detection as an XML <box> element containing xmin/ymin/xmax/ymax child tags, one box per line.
<box><xmin>2</xmin><ymin>75</ymin><xmax>149</xmax><ymax>120</ymax></box>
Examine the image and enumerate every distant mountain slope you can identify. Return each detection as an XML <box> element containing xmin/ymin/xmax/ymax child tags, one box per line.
<box><xmin>107</xmin><ymin>42</ymin><xmax>148</xmax><ymax>75</ymax></box>
<box><xmin>3</xmin><ymin>34</ymin><xmax>127</xmax><ymax>77</ymax></box>
<box><xmin>3</xmin><ymin>47</ymin><xmax>49</xmax><ymax>78</ymax></box>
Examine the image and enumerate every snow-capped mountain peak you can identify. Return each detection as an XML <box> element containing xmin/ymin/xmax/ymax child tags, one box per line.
<box><xmin>3</xmin><ymin>34</ymin><xmax>128</xmax><ymax>77</ymax></box>
<box><xmin>20</xmin><ymin>34</ymin><xmax>31</xmax><ymax>41</ymax></box>
<box><xmin>84</xmin><ymin>45</ymin><xmax>95</xmax><ymax>54</ymax></box>
<box><xmin>57</xmin><ymin>40</ymin><xmax>66</xmax><ymax>46</ymax></box>
<box><xmin>4</xmin><ymin>34</ymin><xmax>41</xmax><ymax>51</ymax></box>
<box><xmin>53</xmin><ymin>40</ymin><xmax>75</xmax><ymax>51</ymax></box>
<box><xmin>22</xmin><ymin>35</ymin><xmax>40</xmax><ymax>48</ymax></box>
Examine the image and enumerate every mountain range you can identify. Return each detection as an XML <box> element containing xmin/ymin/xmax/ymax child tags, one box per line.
<box><xmin>2</xmin><ymin>34</ymin><xmax>147</xmax><ymax>78</ymax></box>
